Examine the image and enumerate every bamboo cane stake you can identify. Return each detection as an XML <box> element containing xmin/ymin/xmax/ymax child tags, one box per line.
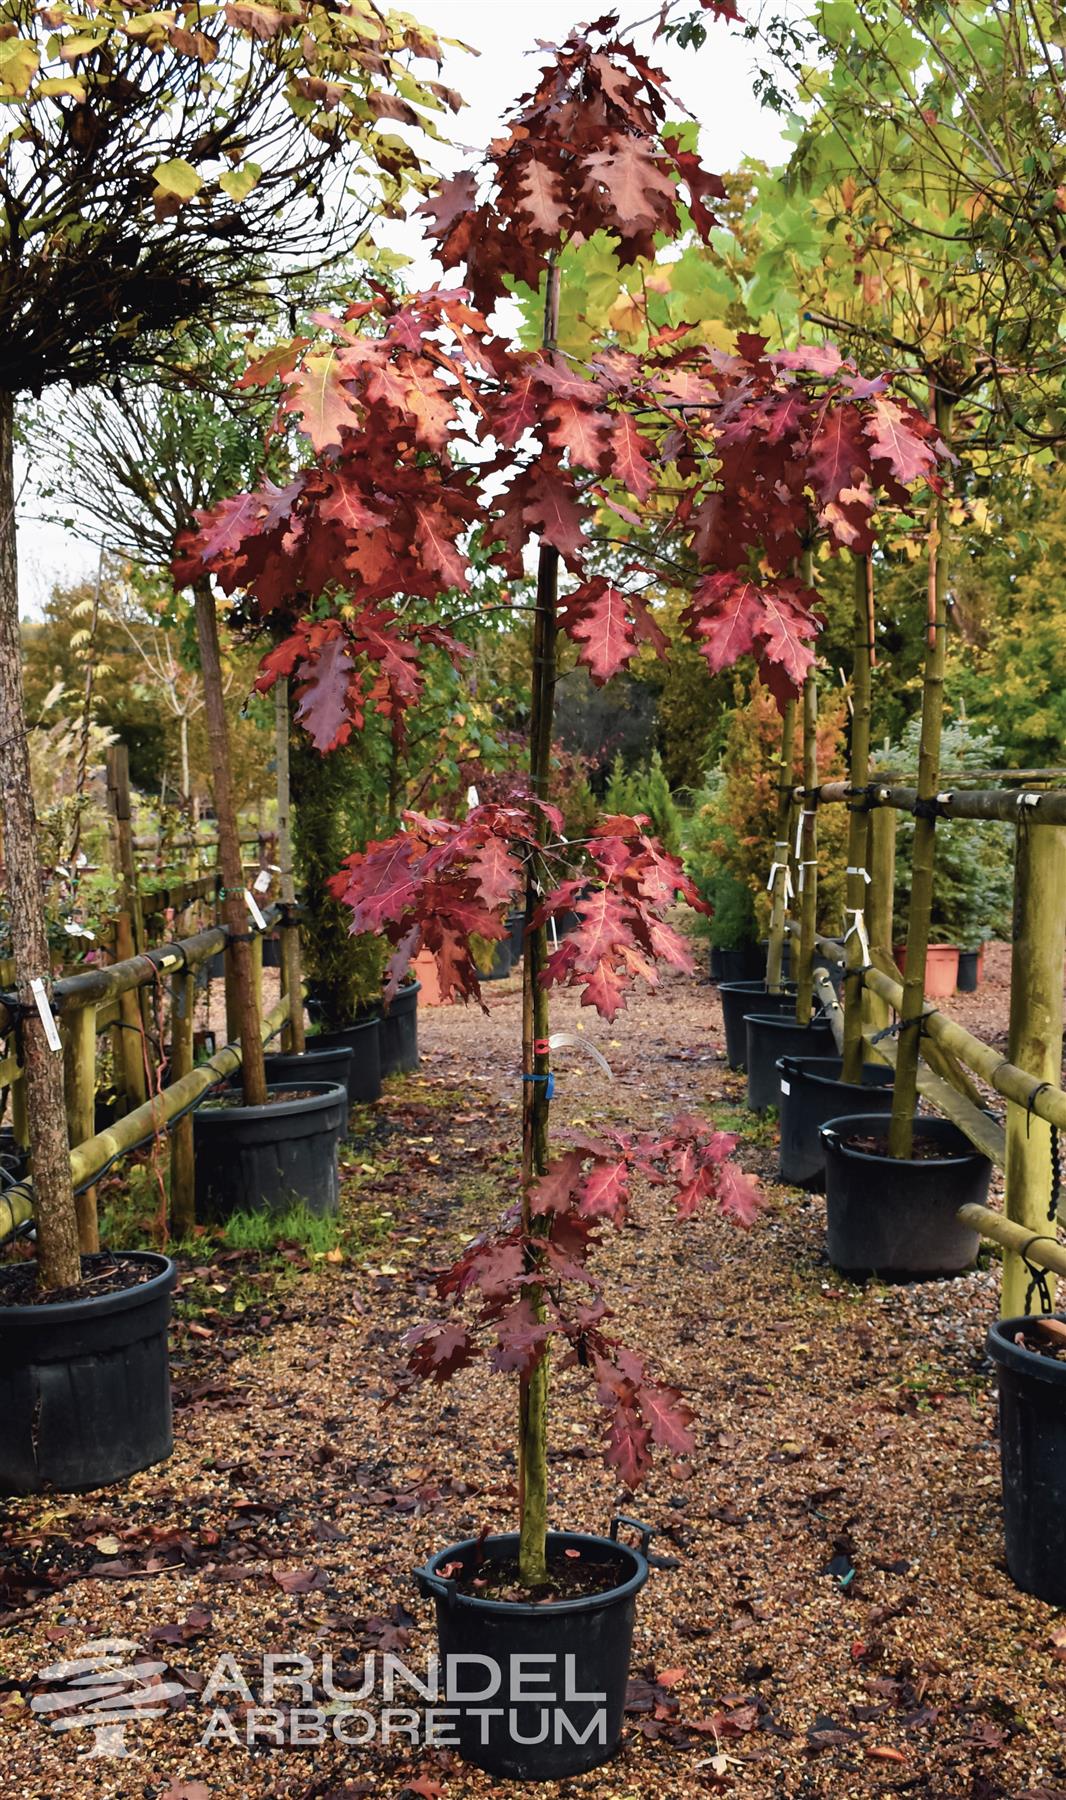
<box><xmin>842</xmin><ymin>553</ymin><xmax>874</xmax><ymax>1081</ymax></box>
<box><xmin>62</xmin><ymin>1002</ymin><xmax>98</xmax><ymax>1252</ymax></box>
<box><xmin>1001</xmin><ymin>818</ymin><xmax>1066</xmax><ymax>1316</ymax></box>
<box><xmin>957</xmin><ymin>1205</ymin><xmax>1066</xmax><ymax>1284</ymax></box>
<box><xmin>169</xmin><ymin>967</ymin><xmax>196</xmax><ymax>1237</ymax></box>
<box><xmin>795</xmin><ymin>670</ymin><xmax>819</xmax><ymax>1025</ymax></box>
<box><xmin>866</xmin><ymin>806</ymin><xmax>896</xmax><ymax>1034</ymax></box>
<box><xmin>766</xmin><ymin>700</ymin><xmax>797</xmax><ymax>994</ymax></box>
<box><xmin>275</xmin><ymin>677</ymin><xmax>305</xmax><ymax>1055</ymax></box>
<box><xmin>802</xmin><ymin>782</ymin><xmax>1066</xmax><ymax>828</ymax></box>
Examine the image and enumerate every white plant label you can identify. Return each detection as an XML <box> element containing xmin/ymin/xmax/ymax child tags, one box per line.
<box><xmin>466</xmin><ymin>785</ymin><xmax>480</xmax><ymax>810</ymax></box>
<box><xmin>780</xmin><ymin>1079</ymin><xmax>791</xmax><ymax>1095</ymax></box>
<box><xmin>244</xmin><ymin>889</ymin><xmax>268</xmax><ymax>931</ymax></box>
<box><xmin>253</xmin><ymin>868</ymin><xmax>272</xmax><ymax>894</ymax></box>
<box><xmin>29</xmin><ymin>978</ymin><xmax>62</xmax><ymax>1054</ymax></box>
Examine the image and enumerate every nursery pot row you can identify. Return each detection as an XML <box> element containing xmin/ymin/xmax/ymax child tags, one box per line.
<box><xmin>718</xmin><ymin>979</ymin><xmax>795</xmax><ymax>1071</ymax></box>
<box><xmin>416</xmin><ymin>1517</ymin><xmax>653</xmax><ymax>1780</ymax></box>
<box><xmin>776</xmin><ymin>1055</ymin><xmax>894</xmax><ymax>1187</ymax></box>
<box><xmin>193</xmin><ymin>1080</ymin><xmax>348</xmax><ymax>1222</ymax></box>
<box><xmin>745</xmin><ymin>1010</ymin><xmax>835</xmax><ymax>1112</ymax></box>
<box><xmin>820</xmin><ymin>1113</ymin><xmax>989</xmax><ymax>1279</ymax></box>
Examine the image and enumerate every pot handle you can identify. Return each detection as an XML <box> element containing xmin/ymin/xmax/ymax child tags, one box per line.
<box><xmin>609</xmin><ymin>1514</ymin><xmax>654</xmax><ymax>1557</ymax></box>
<box><xmin>414</xmin><ymin>1564</ymin><xmax>457</xmax><ymax>1605</ymax></box>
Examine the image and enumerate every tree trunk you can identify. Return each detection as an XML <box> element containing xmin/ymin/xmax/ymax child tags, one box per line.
<box><xmin>517</xmin><ymin>256</ymin><xmax>561</xmax><ymax>1592</ymax></box>
<box><xmin>275</xmin><ymin>678</ymin><xmax>305</xmax><ymax>1055</ymax></box>
<box><xmin>0</xmin><ymin>391</ymin><xmax>81</xmax><ymax>1290</ymax></box>
<box><xmin>888</xmin><ymin>394</ymin><xmax>954</xmax><ymax>1158</ymax></box>
<box><xmin>192</xmin><ymin>577</ymin><xmax>266</xmax><ymax>1106</ymax></box>
<box><xmin>179</xmin><ymin>711</ymin><xmax>191</xmax><ymax>810</ymax></box>
<box><xmin>842</xmin><ymin>553</ymin><xmax>874</xmax><ymax>1083</ymax></box>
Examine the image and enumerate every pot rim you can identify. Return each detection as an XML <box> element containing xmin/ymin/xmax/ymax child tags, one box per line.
<box><xmin>744</xmin><ymin>1011</ymin><xmax>831</xmax><ymax>1032</ymax></box>
<box><xmin>198</xmin><ymin>1080</ymin><xmax>349</xmax><ymax>1124</ymax></box>
<box><xmin>383</xmin><ymin>979</ymin><xmax>422</xmax><ymax>1012</ymax></box>
<box><xmin>718</xmin><ymin>978</ymin><xmax>796</xmax><ymax>995</ymax></box>
<box><xmin>264</xmin><ymin>1045</ymin><xmax>353</xmax><ymax>1065</ymax></box>
<box><xmin>418</xmin><ymin>1529</ymin><xmax>649</xmax><ymax>1617</ymax></box>
<box><xmin>987</xmin><ymin>1314</ymin><xmax>1066</xmax><ymax>1386</ymax></box>
<box><xmin>776</xmin><ymin>1055</ymin><xmax>893</xmax><ymax>1092</ymax></box>
<box><xmin>818</xmin><ymin>1110</ymin><xmax>987</xmax><ymax>1168</ymax></box>
<box><xmin>0</xmin><ymin>1250</ymin><xmax>176</xmax><ymax>1325</ymax></box>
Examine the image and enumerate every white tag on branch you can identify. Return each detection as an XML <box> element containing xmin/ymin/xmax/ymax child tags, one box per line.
<box><xmin>466</xmin><ymin>785</ymin><xmax>480</xmax><ymax>810</ymax></box>
<box><xmin>29</xmin><ymin>978</ymin><xmax>62</xmax><ymax>1054</ymax></box>
<box><xmin>253</xmin><ymin>868</ymin><xmax>272</xmax><ymax>894</ymax></box>
<box><xmin>548</xmin><ymin>1031</ymin><xmax>614</xmax><ymax>1079</ymax></box>
<box><xmin>244</xmin><ymin>889</ymin><xmax>268</xmax><ymax>931</ymax></box>
<box><xmin>62</xmin><ymin>920</ymin><xmax>95</xmax><ymax>941</ymax></box>
<box><xmin>780</xmin><ymin>1079</ymin><xmax>791</xmax><ymax>1096</ymax></box>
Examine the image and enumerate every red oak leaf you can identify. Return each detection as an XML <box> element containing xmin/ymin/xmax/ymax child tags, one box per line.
<box><xmin>638</xmin><ymin>1382</ymin><xmax>696</xmax><ymax>1455</ymax></box>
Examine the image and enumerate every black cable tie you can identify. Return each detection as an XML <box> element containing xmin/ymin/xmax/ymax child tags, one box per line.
<box><xmin>1026</xmin><ymin>1081</ymin><xmax>1053</xmax><ymax>1138</ymax></box>
<box><xmin>1021</xmin><ymin>1234</ymin><xmax>1061</xmax><ymax>1316</ymax></box>
<box><xmin>913</xmin><ymin>795</ymin><xmax>945</xmax><ymax>823</ymax></box>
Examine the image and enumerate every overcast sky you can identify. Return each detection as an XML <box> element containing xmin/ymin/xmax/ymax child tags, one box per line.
<box><xmin>16</xmin><ymin>5</ymin><xmax>788</xmax><ymax>615</ymax></box>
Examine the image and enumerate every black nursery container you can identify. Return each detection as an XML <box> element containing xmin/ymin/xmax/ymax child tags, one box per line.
<box><xmin>821</xmin><ymin>1111</ymin><xmax>988</xmax><ymax>1278</ymax></box>
<box><xmin>987</xmin><ymin>1315</ymin><xmax>1066</xmax><ymax>1606</ymax></box>
<box><xmin>718</xmin><ymin>980</ymin><xmax>796</xmax><ymax>1072</ymax></box>
<box><xmin>480</xmin><ymin>939</ymin><xmax>514</xmax><ymax>982</ymax></box>
<box><xmin>0</xmin><ymin>1251</ymin><xmax>176</xmax><ymax>1495</ymax></box>
<box><xmin>264</xmin><ymin>1043</ymin><xmax>354</xmax><ymax>1097</ymax></box>
<box><xmin>506</xmin><ymin>910</ymin><xmax>526</xmax><ymax>963</ymax></box>
<box><xmin>745</xmin><ymin>1011</ymin><xmax>834</xmax><ymax>1112</ymax></box>
<box><xmin>776</xmin><ymin>1055</ymin><xmax>894</xmax><ymax>1187</ymax></box>
<box><xmin>711</xmin><ymin>943</ymin><xmax>764</xmax><ymax>984</ymax></box>
<box><xmin>415</xmin><ymin>1518</ymin><xmax>652</xmax><ymax>1781</ymax></box>
<box><xmin>957</xmin><ymin>948</ymin><xmax>981</xmax><ymax>993</ymax></box>
<box><xmin>310</xmin><ymin>1016</ymin><xmax>381</xmax><ymax>1104</ymax></box>
<box><xmin>380</xmin><ymin>980</ymin><xmax>420</xmax><ymax>1076</ymax></box>
<box><xmin>193</xmin><ymin>1080</ymin><xmax>347</xmax><ymax>1221</ymax></box>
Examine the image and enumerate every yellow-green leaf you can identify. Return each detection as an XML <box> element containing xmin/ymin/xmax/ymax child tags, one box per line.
<box><xmin>219</xmin><ymin>161</ymin><xmax>261</xmax><ymax>201</ymax></box>
<box><xmin>153</xmin><ymin>157</ymin><xmax>202</xmax><ymax>199</ymax></box>
<box><xmin>0</xmin><ymin>39</ymin><xmax>39</xmax><ymax>97</ymax></box>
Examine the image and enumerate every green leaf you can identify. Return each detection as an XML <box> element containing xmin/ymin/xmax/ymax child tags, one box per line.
<box><xmin>219</xmin><ymin>162</ymin><xmax>262</xmax><ymax>201</ymax></box>
<box><xmin>153</xmin><ymin>158</ymin><xmax>202</xmax><ymax>200</ymax></box>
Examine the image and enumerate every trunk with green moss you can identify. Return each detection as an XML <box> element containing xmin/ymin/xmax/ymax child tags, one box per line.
<box><xmin>795</xmin><ymin>669</ymin><xmax>818</xmax><ymax>1024</ymax></box>
<box><xmin>842</xmin><ymin>554</ymin><xmax>874</xmax><ymax>1083</ymax></box>
<box><xmin>766</xmin><ymin>700</ymin><xmax>796</xmax><ymax>994</ymax></box>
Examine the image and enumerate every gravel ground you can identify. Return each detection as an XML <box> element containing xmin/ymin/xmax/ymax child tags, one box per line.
<box><xmin>2</xmin><ymin>957</ymin><xmax>1065</xmax><ymax>1800</ymax></box>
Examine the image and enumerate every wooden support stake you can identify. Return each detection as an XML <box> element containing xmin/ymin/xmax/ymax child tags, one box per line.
<box><xmin>62</xmin><ymin>1003</ymin><xmax>98</xmax><ymax>1252</ymax></box>
<box><xmin>1002</xmin><ymin>818</ymin><xmax>1066</xmax><ymax>1317</ymax></box>
<box><xmin>275</xmin><ymin>678</ymin><xmax>305</xmax><ymax>1055</ymax></box>
<box><xmin>766</xmin><ymin>700</ymin><xmax>796</xmax><ymax>995</ymax></box>
<box><xmin>842</xmin><ymin>553</ymin><xmax>873</xmax><ymax>1082</ymax></box>
<box><xmin>795</xmin><ymin>670</ymin><xmax>819</xmax><ymax>1024</ymax></box>
<box><xmin>865</xmin><ymin>806</ymin><xmax>896</xmax><ymax>1034</ymax></box>
<box><xmin>113</xmin><ymin>909</ymin><xmax>148</xmax><ymax>1110</ymax></box>
<box><xmin>169</xmin><ymin>969</ymin><xmax>196</xmax><ymax>1237</ymax></box>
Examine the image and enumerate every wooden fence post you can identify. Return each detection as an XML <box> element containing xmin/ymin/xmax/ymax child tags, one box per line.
<box><xmin>866</xmin><ymin>805</ymin><xmax>897</xmax><ymax>1034</ymax></box>
<box><xmin>107</xmin><ymin>746</ymin><xmax>149</xmax><ymax>1110</ymax></box>
<box><xmin>275</xmin><ymin>678</ymin><xmax>305</xmax><ymax>1055</ymax></box>
<box><xmin>795</xmin><ymin>670</ymin><xmax>819</xmax><ymax>1023</ymax></box>
<box><xmin>169</xmin><ymin>968</ymin><xmax>196</xmax><ymax>1235</ymax></box>
<box><xmin>62</xmin><ymin>1002</ymin><xmax>99</xmax><ymax>1252</ymax></box>
<box><xmin>842</xmin><ymin>553</ymin><xmax>873</xmax><ymax>1081</ymax></box>
<box><xmin>1002</xmin><ymin>817</ymin><xmax>1066</xmax><ymax>1317</ymax></box>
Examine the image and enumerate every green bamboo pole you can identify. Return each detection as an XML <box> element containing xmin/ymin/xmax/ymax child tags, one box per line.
<box><xmin>888</xmin><ymin>393</ymin><xmax>954</xmax><ymax>1159</ymax></box>
<box><xmin>275</xmin><ymin>677</ymin><xmax>305</xmax><ymax>1055</ymax></box>
<box><xmin>169</xmin><ymin>967</ymin><xmax>196</xmax><ymax>1236</ymax></box>
<box><xmin>795</xmin><ymin>670</ymin><xmax>818</xmax><ymax>1024</ymax></box>
<box><xmin>865</xmin><ymin>806</ymin><xmax>896</xmax><ymax>1034</ymax></box>
<box><xmin>1001</xmin><ymin>819</ymin><xmax>1066</xmax><ymax>1316</ymax></box>
<box><xmin>62</xmin><ymin>1002</ymin><xmax>98</xmax><ymax>1252</ymax></box>
<box><xmin>766</xmin><ymin>700</ymin><xmax>797</xmax><ymax>994</ymax></box>
<box><xmin>842</xmin><ymin>554</ymin><xmax>874</xmax><ymax>1082</ymax></box>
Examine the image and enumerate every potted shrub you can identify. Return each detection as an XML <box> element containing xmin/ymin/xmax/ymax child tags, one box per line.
<box><xmin>180</xmin><ymin>19</ymin><xmax>764</xmax><ymax>1777</ymax></box>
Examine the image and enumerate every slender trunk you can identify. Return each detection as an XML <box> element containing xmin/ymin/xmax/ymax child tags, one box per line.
<box><xmin>276</xmin><ymin>678</ymin><xmax>305</xmax><ymax>1055</ymax></box>
<box><xmin>795</xmin><ymin>667</ymin><xmax>818</xmax><ymax>1023</ymax></box>
<box><xmin>766</xmin><ymin>700</ymin><xmax>796</xmax><ymax>993</ymax></box>
<box><xmin>192</xmin><ymin>577</ymin><xmax>266</xmax><ymax>1106</ymax></box>
<box><xmin>179</xmin><ymin>711</ymin><xmax>191</xmax><ymax>810</ymax></box>
<box><xmin>888</xmin><ymin>394</ymin><xmax>954</xmax><ymax>1157</ymax></box>
<box><xmin>69</xmin><ymin>543</ymin><xmax>103</xmax><ymax>869</ymax></box>
<box><xmin>518</xmin><ymin>257</ymin><xmax>561</xmax><ymax>1591</ymax></box>
<box><xmin>0</xmin><ymin>392</ymin><xmax>81</xmax><ymax>1290</ymax></box>
<box><xmin>842</xmin><ymin>553</ymin><xmax>874</xmax><ymax>1083</ymax></box>
<box><xmin>387</xmin><ymin>728</ymin><xmax>402</xmax><ymax>831</ymax></box>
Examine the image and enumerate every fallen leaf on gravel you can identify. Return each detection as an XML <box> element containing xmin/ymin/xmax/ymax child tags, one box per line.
<box><xmin>272</xmin><ymin>1566</ymin><xmax>328</xmax><ymax>1593</ymax></box>
<box><xmin>160</xmin><ymin>1783</ymin><xmax>210</xmax><ymax>1800</ymax></box>
<box><xmin>866</xmin><ymin>1745</ymin><xmax>907</xmax><ymax>1763</ymax></box>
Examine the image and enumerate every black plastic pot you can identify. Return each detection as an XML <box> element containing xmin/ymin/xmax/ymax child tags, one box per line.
<box><xmin>821</xmin><ymin>1112</ymin><xmax>988</xmax><ymax>1278</ymax></box>
<box><xmin>380</xmin><ymin>980</ymin><xmax>420</xmax><ymax>1077</ymax></box>
<box><xmin>309</xmin><ymin>1016</ymin><xmax>381</xmax><ymax>1105</ymax></box>
<box><xmin>262</xmin><ymin>933</ymin><xmax>281</xmax><ymax>969</ymax></box>
<box><xmin>718</xmin><ymin>979</ymin><xmax>796</xmax><ymax>1072</ymax></box>
<box><xmin>415</xmin><ymin>1517</ymin><xmax>652</xmax><ymax>1780</ymax></box>
<box><xmin>987</xmin><ymin>1315</ymin><xmax>1066</xmax><ymax>1606</ymax></box>
<box><xmin>957</xmin><ymin>948</ymin><xmax>980</xmax><ymax>993</ymax></box>
<box><xmin>193</xmin><ymin>1080</ymin><xmax>347</xmax><ymax>1221</ymax></box>
<box><xmin>745</xmin><ymin>1011</ymin><xmax>834</xmax><ymax>1112</ymax></box>
<box><xmin>507</xmin><ymin>910</ymin><xmax>526</xmax><ymax>962</ymax></box>
<box><xmin>712</xmin><ymin>943</ymin><xmax>763</xmax><ymax>984</ymax></box>
<box><xmin>208</xmin><ymin>949</ymin><xmax>225</xmax><ymax>981</ymax></box>
<box><xmin>777</xmin><ymin>1055</ymin><xmax>894</xmax><ymax>1188</ymax></box>
<box><xmin>0</xmin><ymin>1251</ymin><xmax>176</xmax><ymax>1495</ymax></box>
<box><xmin>264</xmin><ymin>1044</ymin><xmax>354</xmax><ymax>1098</ymax></box>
